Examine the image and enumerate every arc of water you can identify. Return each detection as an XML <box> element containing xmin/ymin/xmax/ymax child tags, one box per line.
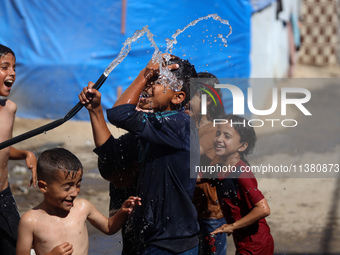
<box><xmin>105</xmin><ymin>26</ymin><xmax>160</xmax><ymax>76</ymax></box>
<box><xmin>0</xmin><ymin>26</ymin><xmax>159</xmax><ymax>150</ymax></box>
<box><xmin>165</xmin><ymin>13</ymin><xmax>232</xmax><ymax>53</ymax></box>
<box><xmin>161</xmin><ymin>14</ymin><xmax>232</xmax><ymax>92</ymax></box>
<box><xmin>0</xmin><ymin>14</ymin><xmax>232</xmax><ymax>150</ymax></box>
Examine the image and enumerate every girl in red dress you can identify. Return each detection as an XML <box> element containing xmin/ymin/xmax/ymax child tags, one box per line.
<box><xmin>211</xmin><ymin>115</ymin><xmax>274</xmax><ymax>255</ymax></box>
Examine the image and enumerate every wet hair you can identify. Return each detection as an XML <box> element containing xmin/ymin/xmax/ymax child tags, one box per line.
<box><xmin>0</xmin><ymin>44</ymin><xmax>15</xmax><ymax>58</ymax></box>
<box><xmin>225</xmin><ymin>114</ymin><xmax>257</xmax><ymax>166</ymax></box>
<box><xmin>166</xmin><ymin>56</ymin><xmax>198</xmax><ymax>108</ymax></box>
<box><xmin>197</xmin><ymin>72</ymin><xmax>225</xmax><ymax>120</ymax></box>
<box><xmin>37</xmin><ymin>148</ymin><xmax>83</xmax><ymax>183</ymax></box>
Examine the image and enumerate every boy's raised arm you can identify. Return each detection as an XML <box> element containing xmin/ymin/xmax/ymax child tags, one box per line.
<box><xmin>9</xmin><ymin>147</ymin><xmax>37</xmax><ymax>187</ymax></box>
<box><xmin>113</xmin><ymin>56</ymin><xmax>179</xmax><ymax>108</ymax></box>
<box><xmin>87</xmin><ymin>196</ymin><xmax>141</xmax><ymax>235</ymax></box>
<box><xmin>107</xmin><ymin>196</ymin><xmax>141</xmax><ymax>234</ymax></box>
<box><xmin>79</xmin><ymin>82</ymin><xmax>111</xmax><ymax>147</ymax></box>
<box><xmin>113</xmin><ymin>67</ymin><xmax>149</xmax><ymax>107</ymax></box>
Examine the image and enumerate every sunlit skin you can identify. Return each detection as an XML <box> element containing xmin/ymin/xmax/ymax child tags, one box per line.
<box><xmin>16</xmin><ymin>168</ymin><xmax>141</xmax><ymax>255</ymax></box>
<box><xmin>77</xmin><ymin>54</ymin><xmax>181</xmax><ymax>148</ymax></box>
<box><xmin>0</xmin><ymin>53</ymin><xmax>16</xmax><ymax>97</ymax></box>
<box><xmin>0</xmin><ymin>53</ymin><xmax>37</xmax><ymax>191</ymax></box>
<box><xmin>211</xmin><ymin>123</ymin><xmax>270</xmax><ymax>236</ymax></box>
<box><xmin>0</xmin><ymin>54</ymin><xmax>16</xmax><ymax>191</ymax></box>
<box><xmin>211</xmin><ymin>198</ymin><xmax>270</xmax><ymax>236</ymax></box>
<box><xmin>40</xmin><ymin>169</ymin><xmax>83</xmax><ymax>216</ymax></box>
<box><xmin>213</xmin><ymin>123</ymin><xmax>248</xmax><ymax>167</ymax></box>
<box><xmin>114</xmin><ymin>55</ymin><xmax>184</xmax><ymax>112</ymax></box>
<box><xmin>138</xmin><ymin>73</ymin><xmax>182</xmax><ymax>112</ymax></box>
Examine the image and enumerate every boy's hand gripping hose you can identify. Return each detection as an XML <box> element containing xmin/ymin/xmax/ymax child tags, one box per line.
<box><xmin>0</xmin><ymin>14</ymin><xmax>232</xmax><ymax>150</ymax></box>
<box><xmin>0</xmin><ymin>73</ymin><xmax>107</xmax><ymax>150</ymax></box>
<box><xmin>0</xmin><ymin>25</ymin><xmax>156</xmax><ymax>151</ymax></box>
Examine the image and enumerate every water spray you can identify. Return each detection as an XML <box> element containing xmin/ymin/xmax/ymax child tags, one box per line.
<box><xmin>0</xmin><ymin>26</ymin><xmax>156</xmax><ymax>150</ymax></box>
<box><xmin>0</xmin><ymin>14</ymin><xmax>231</xmax><ymax>150</ymax></box>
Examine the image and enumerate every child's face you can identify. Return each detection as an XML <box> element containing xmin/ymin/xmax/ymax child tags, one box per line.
<box><xmin>188</xmin><ymin>92</ymin><xmax>201</xmax><ymax>118</ymax></box>
<box><xmin>214</xmin><ymin>123</ymin><xmax>244</xmax><ymax>159</ymax></box>
<box><xmin>138</xmin><ymin>78</ymin><xmax>177</xmax><ymax>112</ymax></box>
<box><xmin>43</xmin><ymin>168</ymin><xmax>82</xmax><ymax>213</ymax></box>
<box><xmin>0</xmin><ymin>53</ymin><xmax>16</xmax><ymax>97</ymax></box>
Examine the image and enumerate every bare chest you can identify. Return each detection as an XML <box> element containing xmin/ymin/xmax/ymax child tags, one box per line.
<box><xmin>33</xmin><ymin>213</ymin><xmax>89</xmax><ymax>255</ymax></box>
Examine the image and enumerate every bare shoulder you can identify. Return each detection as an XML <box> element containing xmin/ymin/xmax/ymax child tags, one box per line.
<box><xmin>0</xmin><ymin>99</ymin><xmax>17</xmax><ymax>113</ymax></box>
<box><xmin>74</xmin><ymin>197</ymin><xmax>92</xmax><ymax>206</ymax></box>
<box><xmin>0</xmin><ymin>99</ymin><xmax>17</xmax><ymax>140</ymax></box>
<box><xmin>73</xmin><ymin>198</ymin><xmax>95</xmax><ymax>211</ymax></box>
<box><xmin>20</xmin><ymin>208</ymin><xmax>42</xmax><ymax>227</ymax></box>
<box><xmin>69</xmin><ymin>198</ymin><xmax>97</xmax><ymax>220</ymax></box>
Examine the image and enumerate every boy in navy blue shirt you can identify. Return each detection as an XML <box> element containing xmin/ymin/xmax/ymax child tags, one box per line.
<box><xmin>79</xmin><ymin>54</ymin><xmax>200</xmax><ymax>254</ymax></box>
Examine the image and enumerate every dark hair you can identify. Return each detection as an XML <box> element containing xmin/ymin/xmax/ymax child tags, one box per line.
<box><xmin>225</xmin><ymin>114</ymin><xmax>257</xmax><ymax>166</ymax></box>
<box><xmin>37</xmin><ymin>148</ymin><xmax>83</xmax><ymax>183</ymax></box>
<box><xmin>197</xmin><ymin>72</ymin><xmax>225</xmax><ymax>120</ymax></box>
<box><xmin>0</xmin><ymin>44</ymin><xmax>15</xmax><ymax>58</ymax></box>
<box><xmin>166</xmin><ymin>56</ymin><xmax>198</xmax><ymax>108</ymax></box>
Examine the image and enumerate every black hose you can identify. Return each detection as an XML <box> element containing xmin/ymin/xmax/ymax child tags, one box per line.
<box><xmin>0</xmin><ymin>73</ymin><xmax>107</xmax><ymax>150</ymax></box>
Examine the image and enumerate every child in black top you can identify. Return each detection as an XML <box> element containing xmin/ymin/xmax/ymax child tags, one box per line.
<box><xmin>79</xmin><ymin>54</ymin><xmax>200</xmax><ymax>254</ymax></box>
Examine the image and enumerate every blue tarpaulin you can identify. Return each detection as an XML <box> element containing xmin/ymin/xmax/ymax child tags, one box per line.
<box><xmin>0</xmin><ymin>0</ymin><xmax>252</xmax><ymax>120</ymax></box>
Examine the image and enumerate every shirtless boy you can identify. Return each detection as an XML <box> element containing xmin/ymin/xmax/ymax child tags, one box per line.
<box><xmin>16</xmin><ymin>147</ymin><xmax>141</xmax><ymax>255</ymax></box>
<box><xmin>0</xmin><ymin>44</ymin><xmax>37</xmax><ymax>254</ymax></box>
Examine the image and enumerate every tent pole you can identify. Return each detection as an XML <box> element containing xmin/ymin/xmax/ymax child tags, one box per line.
<box><xmin>121</xmin><ymin>0</ymin><xmax>126</xmax><ymax>34</ymax></box>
